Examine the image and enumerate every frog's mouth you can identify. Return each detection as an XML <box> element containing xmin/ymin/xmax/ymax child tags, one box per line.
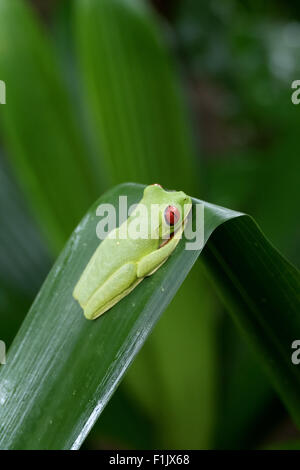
<box><xmin>159</xmin><ymin>203</ymin><xmax>192</xmax><ymax>248</ymax></box>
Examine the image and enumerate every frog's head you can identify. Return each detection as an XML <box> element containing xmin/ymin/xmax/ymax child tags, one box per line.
<box><xmin>142</xmin><ymin>184</ymin><xmax>192</xmax><ymax>240</ymax></box>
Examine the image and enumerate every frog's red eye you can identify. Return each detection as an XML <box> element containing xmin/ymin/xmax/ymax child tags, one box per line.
<box><xmin>164</xmin><ymin>206</ymin><xmax>180</xmax><ymax>226</ymax></box>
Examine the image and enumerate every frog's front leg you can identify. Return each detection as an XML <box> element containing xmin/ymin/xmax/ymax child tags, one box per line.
<box><xmin>137</xmin><ymin>235</ymin><xmax>181</xmax><ymax>278</ymax></box>
<box><xmin>83</xmin><ymin>262</ymin><xmax>138</xmax><ymax>320</ymax></box>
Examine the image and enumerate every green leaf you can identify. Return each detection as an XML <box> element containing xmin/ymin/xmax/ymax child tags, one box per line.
<box><xmin>0</xmin><ymin>183</ymin><xmax>202</xmax><ymax>449</ymax></box>
<box><xmin>0</xmin><ymin>182</ymin><xmax>299</xmax><ymax>449</ymax></box>
<box><xmin>202</xmin><ymin>216</ymin><xmax>300</xmax><ymax>426</ymax></box>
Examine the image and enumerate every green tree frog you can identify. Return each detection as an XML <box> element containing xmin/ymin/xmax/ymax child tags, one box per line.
<box><xmin>73</xmin><ymin>184</ymin><xmax>192</xmax><ymax>320</ymax></box>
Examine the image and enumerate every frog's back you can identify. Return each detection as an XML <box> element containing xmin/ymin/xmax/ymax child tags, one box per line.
<box><xmin>73</xmin><ymin>230</ymin><xmax>157</xmax><ymax>306</ymax></box>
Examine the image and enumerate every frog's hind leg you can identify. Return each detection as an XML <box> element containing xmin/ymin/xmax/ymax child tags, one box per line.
<box><xmin>91</xmin><ymin>277</ymin><xmax>144</xmax><ymax>320</ymax></box>
<box><xmin>83</xmin><ymin>262</ymin><xmax>139</xmax><ymax>320</ymax></box>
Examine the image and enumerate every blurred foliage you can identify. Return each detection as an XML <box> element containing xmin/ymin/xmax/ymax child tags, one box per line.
<box><xmin>174</xmin><ymin>0</ymin><xmax>300</xmax><ymax>261</ymax></box>
<box><xmin>0</xmin><ymin>0</ymin><xmax>299</xmax><ymax>449</ymax></box>
<box><xmin>172</xmin><ymin>0</ymin><xmax>300</xmax><ymax>448</ymax></box>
